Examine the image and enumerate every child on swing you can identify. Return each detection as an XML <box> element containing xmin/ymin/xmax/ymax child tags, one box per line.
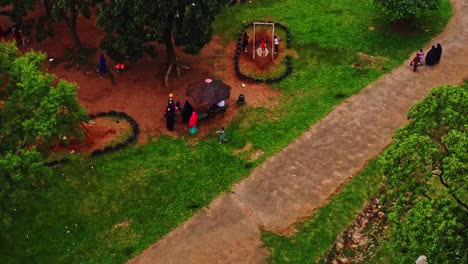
<box><xmin>260</xmin><ymin>37</ymin><xmax>267</xmax><ymax>55</ymax></box>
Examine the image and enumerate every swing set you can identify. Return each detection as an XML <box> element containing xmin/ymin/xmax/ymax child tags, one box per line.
<box><xmin>252</xmin><ymin>22</ymin><xmax>275</xmax><ymax>60</ymax></box>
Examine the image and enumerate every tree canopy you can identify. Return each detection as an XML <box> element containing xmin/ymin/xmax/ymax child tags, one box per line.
<box><xmin>0</xmin><ymin>41</ymin><xmax>88</xmax><ymax>228</ymax></box>
<box><xmin>381</xmin><ymin>84</ymin><xmax>467</xmax><ymax>262</ymax></box>
<box><xmin>97</xmin><ymin>0</ymin><xmax>229</xmax><ymax>84</ymax></box>
<box><xmin>374</xmin><ymin>0</ymin><xmax>441</xmax><ymax>21</ymax></box>
<box><xmin>0</xmin><ymin>0</ymin><xmax>37</xmax><ymax>25</ymax></box>
<box><xmin>51</xmin><ymin>0</ymin><xmax>103</xmax><ymax>47</ymax></box>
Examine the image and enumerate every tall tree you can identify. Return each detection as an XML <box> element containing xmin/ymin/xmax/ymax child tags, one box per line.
<box><xmin>98</xmin><ymin>0</ymin><xmax>229</xmax><ymax>85</ymax></box>
<box><xmin>374</xmin><ymin>0</ymin><xmax>441</xmax><ymax>21</ymax></box>
<box><xmin>381</xmin><ymin>84</ymin><xmax>467</xmax><ymax>262</ymax></box>
<box><xmin>51</xmin><ymin>0</ymin><xmax>103</xmax><ymax>48</ymax></box>
<box><xmin>0</xmin><ymin>41</ymin><xmax>88</xmax><ymax>228</ymax></box>
<box><xmin>0</xmin><ymin>0</ymin><xmax>37</xmax><ymax>25</ymax></box>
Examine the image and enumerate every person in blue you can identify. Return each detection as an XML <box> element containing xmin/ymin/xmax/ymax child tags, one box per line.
<box><xmin>99</xmin><ymin>54</ymin><xmax>106</xmax><ymax>75</ymax></box>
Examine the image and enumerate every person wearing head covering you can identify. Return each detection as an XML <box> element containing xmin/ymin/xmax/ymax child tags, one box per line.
<box><xmin>434</xmin><ymin>43</ymin><xmax>443</xmax><ymax>64</ymax></box>
<box><xmin>425</xmin><ymin>45</ymin><xmax>437</xmax><ymax>66</ymax></box>
<box><xmin>99</xmin><ymin>54</ymin><xmax>106</xmax><ymax>75</ymax></box>
<box><xmin>181</xmin><ymin>100</ymin><xmax>194</xmax><ymax>124</ymax></box>
<box><xmin>188</xmin><ymin>111</ymin><xmax>198</xmax><ymax>134</ymax></box>
<box><xmin>165</xmin><ymin>106</ymin><xmax>175</xmax><ymax>131</ymax></box>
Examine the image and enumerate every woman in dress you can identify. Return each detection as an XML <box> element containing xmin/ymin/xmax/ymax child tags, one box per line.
<box><xmin>188</xmin><ymin>111</ymin><xmax>198</xmax><ymax>134</ymax></box>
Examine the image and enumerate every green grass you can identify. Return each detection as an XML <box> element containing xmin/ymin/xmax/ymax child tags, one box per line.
<box><xmin>261</xmin><ymin>159</ymin><xmax>383</xmax><ymax>263</ymax></box>
<box><xmin>0</xmin><ymin>0</ymin><xmax>453</xmax><ymax>263</ymax></box>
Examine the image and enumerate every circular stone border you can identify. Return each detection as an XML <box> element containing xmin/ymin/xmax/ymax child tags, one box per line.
<box><xmin>234</xmin><ymin>22</ymin><xmax>293</xmax><ymax>83</ymax></box>
<box><xmin>45</xmin><ymin>111</ymin><xmax>140</xmax><ymax>166</ymax></box>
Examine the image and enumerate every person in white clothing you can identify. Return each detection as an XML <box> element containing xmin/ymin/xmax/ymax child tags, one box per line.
<box><xmin>274</xmin><ymin>35</ymin><xmax>279</xmax><ymax>54</ymax></box>
<box><xmin>216</xmin><ymin>100</ymin><xmax>225</xmax><ymax>108</ymax></box>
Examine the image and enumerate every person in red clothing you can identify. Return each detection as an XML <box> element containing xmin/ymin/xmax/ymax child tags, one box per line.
<box><xmin>260</xmin><ymin>37</ymin><xmax>266</xmax><ymax>55</ymax></box>
<box><xmin>410</xmin><ymin>55</ymin><xmax>420</xmax><ymax>72</ymax></box>
<box><xmin>188</xmin><ymin>111</ymin><xmax>198</xmax><ymax>134</ymax></box>
<box><xmin>114</xmin><ymin>62</ymin><xmax>125</xmax><ymax>72</ymax></box>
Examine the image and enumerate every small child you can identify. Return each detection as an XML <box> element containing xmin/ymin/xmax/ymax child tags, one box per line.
<box><xmin>216</xmin><ymin>127</ymin><xmax>226</xmax><ymax>144</ymax></box>
<box><xmin>417</xmin><ymin>49</ymin><xmax>424</xmax><ymax>66</ymax></box>
<box><xmin>260</xmin><ymin>37</ymin><xmax>266</xmax><ymax>55</ymax></box>
<box><xmin>274</xmin><ymin>35</ymin><xmax>279</xmax><ymax>54</ymax></box>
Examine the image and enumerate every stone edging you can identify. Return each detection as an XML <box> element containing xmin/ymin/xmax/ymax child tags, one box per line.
<box><xmin>45</xmin><ymin>111</ymin><xmax>139</xmax><ymax>166</ymax></box>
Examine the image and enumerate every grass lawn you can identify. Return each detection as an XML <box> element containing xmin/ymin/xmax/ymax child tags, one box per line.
<box><xmin>0</xmin><ymin>0</ymin><xmax>453</xmax><ymax>263</ymax></box>
<box><xmin>261</xmin><ymin>159</ymin><xmax>383</xmax><ymax>263</ymax></box>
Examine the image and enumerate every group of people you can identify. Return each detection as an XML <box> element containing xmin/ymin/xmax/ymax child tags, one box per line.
<box><xmin>410</xmin><ymin>43</ymin><xmax>443</xmax><ymax>72</ymax></box>
<box><xmin>162</xmin><ymin>94</ymin><xmax>227</xmax><ymax>143</ymax></box>
<box><xmin>99</xmin><ymin>54</ymin><xmax>125</xmax><ymax>76</ymax></box>
<box><xmin>241</xmin><ymin>32</ymin><xmax>279</xmax><ymax>55</ymax></box>
<box><xmin>163</xmin><ymin>94</ymin><xmax>198</xmax><ymax>134</ymax></box>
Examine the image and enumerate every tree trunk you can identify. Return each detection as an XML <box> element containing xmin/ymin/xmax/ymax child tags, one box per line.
<box><xmin>164</xmin><ymin>27</ymin><xmax>176</xmax><ymax>65</ymax></box>
<box><xmin>43</xmin><ymin>0</ymin><xmax>52</xmax><ymax>18</ymax></box>
<box><xmin>163</xmin><ymin>26</ymin><xmax>176</xmax><ymax>86</ymax></box>
<box><xmin>65</xmin><ymin>6</ymin><xmax>81</xmax><ymax>48</ymax></box>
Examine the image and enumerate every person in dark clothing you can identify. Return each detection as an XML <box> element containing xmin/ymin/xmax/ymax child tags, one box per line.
<box><xmin>181</xmin><ymin>100</ymin><xmax>194</xmax><ymax>124</ymax></box>
<box><xmin>165</xmin><ymin>106</ymin><xmax>175</xmax><ymax>131</ymax></box>
<box><xmin>242</xmin><ymin>32</ymin><xmax>249</xmax><ymax>52</ymax></box>
<box><xmin>425</xmin><ymin>45</ymin><xmax>437</xmax><ymax>66</ymax></box>
<box><xmin>99</xmin><ymin>54</ymin><xmax>106</xmax><ymax>75</ymax></box>
<box><xmin>12</xmin><ymin>26</ymin><xmax>24</xmax><ymax>46</ymax></box>
<box><xmin>434</xmin><ymin>43</ymin><xmax>443</xmax><ymax>64</ymax></box>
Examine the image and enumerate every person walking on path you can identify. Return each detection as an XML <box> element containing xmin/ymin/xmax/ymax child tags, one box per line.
<box><xmin>410</xmin><ymin>55</ymin><xmax>420</xmax><ymax>72</ymax></box>
<box><xmin>417</xmin><ymin>49</ymin><xmax>424</xmax><ymax>65</ymax></box>
<box><xmin>425</xmin><ymin>45</ymin><xmax>437</xmax><ymax>66</ymax></box>
<box><xmin>99</xmin><ymin>54</ymin><xmax>106</xmax><ymax>75</ymax></box>
<box><xmin>217</xmin><ymin>127</ymin><xmax>227</xmax><ymax>144</ymax></box>
<box><xmin>242</xmin><ymin>32</ymin><xmax>249</xmax><ymax>53</ymax></box>
<box><xmin>188</xmin><ymin>111</ymin><xmax>198</xmax><ymax>134</ymax></box>
<box><xmin>435</xmin><ymin>43</ymin><xmax>443</xmax><ymax>64</ymax></box>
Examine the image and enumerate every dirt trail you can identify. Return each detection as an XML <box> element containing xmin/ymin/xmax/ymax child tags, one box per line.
<box><xmin>129</xmin><ymin>1</ymin><xmax>468</xmax><ymax>263</ymax></box>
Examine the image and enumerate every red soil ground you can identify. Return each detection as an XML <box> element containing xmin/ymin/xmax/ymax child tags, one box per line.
<box><xmin>0</xmin><ymin>6</ymin><xmax>281</xmax><ymax>150</ymax></box>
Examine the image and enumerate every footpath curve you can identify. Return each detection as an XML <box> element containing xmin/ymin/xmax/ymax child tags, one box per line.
<box><xmin>129</xmin><ymin>1</ymin><xmax>468</xmax><ymax>263</ymax></box>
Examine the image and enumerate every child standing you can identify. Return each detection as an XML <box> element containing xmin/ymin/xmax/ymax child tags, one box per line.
<box><xmin>260</xmin><ymin>37</ymin><xmax>266</xmax><ymax>55</ymax></box>
<box><xmin>217</xmin><ymin>127</ymin><xmax>226</xmax><ymax>144</ymax></box>
<box><xmin>274</xmin><ymin>35</ymin><xmax>279</xmax><ymax>54</ymax></box>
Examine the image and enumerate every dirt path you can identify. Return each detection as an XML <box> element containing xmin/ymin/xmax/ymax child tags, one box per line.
<box><xmin>129</xmin><ymin>1</ymin><xmax>468</xmax><ymax>263</ymax></box>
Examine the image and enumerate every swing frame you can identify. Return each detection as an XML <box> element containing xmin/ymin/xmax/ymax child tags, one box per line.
<box><xmin>252</xmin><ymin>22</ymin><xmax>275</xmax><ymax>60</ymax></box>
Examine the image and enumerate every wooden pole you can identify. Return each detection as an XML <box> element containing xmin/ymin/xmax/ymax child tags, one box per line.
<box><xmin>272</xmin><ymin>24</ymin><xmax>275</xmax><ymax>60</ymax></box>
<box><xmin>253</xmin><ymin>23</ymin><xmax>256</xmax><ymax>60</ymax></box>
